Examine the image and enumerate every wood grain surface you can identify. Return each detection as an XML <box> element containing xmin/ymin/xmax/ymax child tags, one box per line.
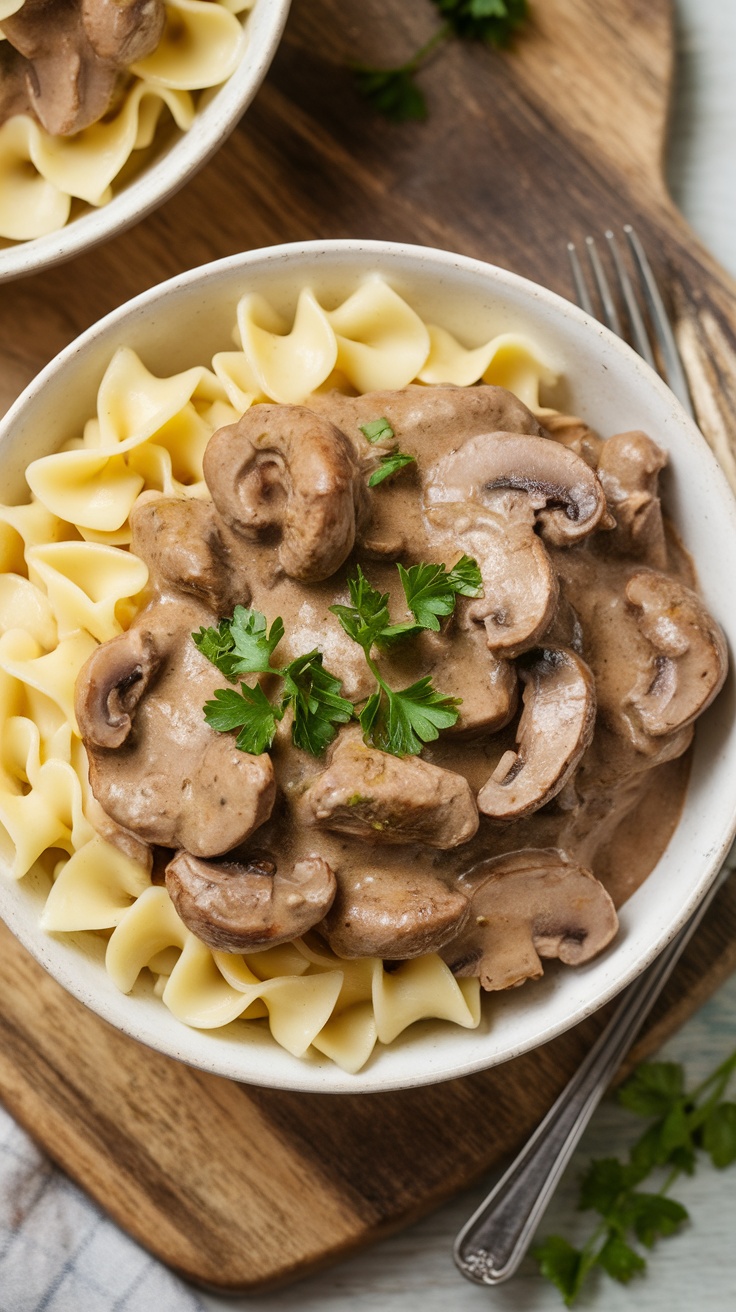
<box><xmin>1</xmin><ymin>0</ymin><xmax>735</xmax><ymax>1293</ymax></box>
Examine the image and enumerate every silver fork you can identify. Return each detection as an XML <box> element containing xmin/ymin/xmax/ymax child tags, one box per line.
<box><xmin>453</xmin><ymin>226</ymin><xmax>723</xmax><ymax>1288</ymax></box>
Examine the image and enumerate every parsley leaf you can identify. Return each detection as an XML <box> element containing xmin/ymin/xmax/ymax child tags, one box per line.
<box><xmin>617</xmin><ymin>1062</ymin><xmax>684</xmax><ymax>1118</ymax></box>
<box><xmin>702</xmin><ymin>1102</ymin><xmax>736</xmax><ymax>1168</ymax></box>
<box><xmin>532</xmin><ymin>1236</ymin><xmax>585</xmax><ymax>1306</ymax></box>
<box><xmin>197</xmin><ymin>610</ymin><xmax>350</xmax><ymax>758</ymax></box>
<box><xmin>351</xmin><ymin>65</ymin><xmax>428</xmax><ymax>123</ymax></box>
<box><xmin>363</xmin><ymin>677</ymin><xmax>460</xmax><ymax>756</ymax></box>
<box><xmin>432</xmin><ymin>0</ymin><xmax>528</xmax><ymax>46</ymax></box>
<box><xmin>192</xmin><ymin>616</ymin><xmax>241</xmax><ymax>681</ymax></box>
<box><xmin>229</xmin><ymin>606</ymin><xmax>285</xmax><ymax>674</ymax></box>
<box><xmin>329</xmin><ymin>566</ymin><xmax>391</xmax><ymax>653</ymax></box>
<box><xmin>193</xmin><ymin>606</ymin><xmax>284</xmax><ymax>680</ymax></box>
<box><xmin>359</xmin><ymin>417</ymin><xmax>395</xmax><ymax>444</ymax></box>
<box><xmin>597</xmin><ymin>1235</ymin><xmax>646</xmax><ymax>1285</ymax></box>
<box><xmin>398</xmin><ymin>554</ymin><xmax>483</xmax><ymax>630</ymax></box>
<box><xmin>368</xmin><ymin>451</ymin><xmax>416</xmax><ymax>487</ymax></box>
<box><xmin>203</xmin><ymin>684</ymin><xmax>283</xmax><ymax>755</ymax></box>
<box><xmin>283</xmin><ymin>651</ymin><xmax>354</xmax><ymax>757</ymax></box>
<box><xmin>536</xmin><ymin>1045</ymin><xmax>736</xmax><ymax>1305</ymax></box>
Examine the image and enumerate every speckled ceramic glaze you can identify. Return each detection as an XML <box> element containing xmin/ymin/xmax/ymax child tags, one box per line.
<box><xmin>1</xmin><ymin>240</ymin><xmax>735</xmax><ymax>1092</ymax></box>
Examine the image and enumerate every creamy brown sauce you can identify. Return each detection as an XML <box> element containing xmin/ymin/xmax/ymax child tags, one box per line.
<box><xmin>75</xmin><ymin>384</ymin><xmax>726</xmax><ymax>980</ymax></box>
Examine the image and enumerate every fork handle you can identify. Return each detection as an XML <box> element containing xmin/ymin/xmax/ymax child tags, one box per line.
<box><xmin>453</xmin><ymin>873</ymin><xmax>726</xmax><ymax>1286</ymax></box>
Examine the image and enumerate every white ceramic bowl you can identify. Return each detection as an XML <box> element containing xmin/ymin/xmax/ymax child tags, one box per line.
<box><xmin>0</xmin><ymin>0</ymin><xmax>291</xmax><ymax>283</ymax></box>
<box><xmin>1</xmin><ymin>239</ymin><xmax>735</xmax><ymax>1093</ymax></box>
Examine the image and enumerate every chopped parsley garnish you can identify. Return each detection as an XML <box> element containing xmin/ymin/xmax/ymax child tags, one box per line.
<box><xmin>359</xmin><ymin>415</ymin><xmax>416</xmax><ymax>487</ymax></box>
<box><xmin>368</xmin><ymin>451</ymin><xmax>416</xmax><ymax>487</ymax></box>
<box><xmin>329</xmin><ymin>558</ymin><xmax>482</xmax><ymax>754</ymax></box>
<box><xmin>359</xmin><ymin>416</ymin><xmax>395</xmax><ymax>444</ymax></box>
<box><xmin>195</xmin><ymin>609</ymin><xmax>351</xmax><ymax>758</ymax></box>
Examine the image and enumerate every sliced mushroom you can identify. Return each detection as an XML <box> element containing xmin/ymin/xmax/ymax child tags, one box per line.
<box><xmin>81</xmin><ymin>0</ymin><xmax>166</xmax><ymax>65</ymax></box>
<box><xmin>76</xmin><ymin>598</ymin><xmax>276</xmax><ymax>857</ymax></box>
<box><xmin>166</xmin><ymin>851</ymin><xmax>336</xmax><ymax>953</ymax></box>
<box><xmin>297</xmin><ymin>734</ymin><xmax>479</xmax><ymax>849</ymax></box>
<box><xmin>441</xmin><ymin>849</ymin><xmax>618</xmax><ymax>990</ymax></box>
<box><xmin>538</xmin><ymin>411</ymin><xmax>604</xmax><ymax>468</ymax></box>
<box><xmin>597</xmin><ymin>431</ymin><xmax>668</xmax><ymax>567</ymax></box>
<box><xmin>477</xmin><ymin>647</ymin><xmax>596</xmax><ymax>819</ymax></box>
<box><xmin>320</xmin><ymin>866</ymin><xmax>470</xmax><ymax>960</ymax></box>
<box><xmin>203</xmin><ymin>405</ymin><xmax>368</xmax><ymax>583</ymax></box>
<box><xmin>438</xmin><ymin>498</ymin><xmax>560</xmax><ymax>657</ymax></box>
<box><xmin>625</xmin><ymin>570</ymin><xmax>728</xmax><ymax>736</ymax></box>
<box><xmin>425</xmin><ymin>430</ymin><xmax>611</xmax><ymax>547</ymax></box>
<box><xmin>1</xmin><ymin>0</ymin><xmax>164</xmax><ymax>135</ymax></box>
<box><xmin>76</xmin><ymin>626</ymin><xmax>160</xmax><ymax>749</ymax></box>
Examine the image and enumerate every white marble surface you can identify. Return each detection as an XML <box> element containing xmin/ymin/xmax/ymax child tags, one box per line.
<box><xmin>198</xmin><ymin>2</ymin><xmax>736</xmax><ymax>1309</ymax></box>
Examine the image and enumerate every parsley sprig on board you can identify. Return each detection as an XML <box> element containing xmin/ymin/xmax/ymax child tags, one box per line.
<box><xmin>535</xmin><ymin>1048</ymin><xmax>736</xmax><ymax>1305</ymax></box>
<box><xmin>193</xmin><ymin>606</ymin><xmax>352</xmax><ymax>757</ymax></box>
<box><xmin>351</xmin><ymin>0</ymin><xmax>529</xmax><ymax>122</ymax></box>
<box><xmin>329</xmin><ymin>559</ymin><xmax>482</xmax><ymax>755</ymax></box>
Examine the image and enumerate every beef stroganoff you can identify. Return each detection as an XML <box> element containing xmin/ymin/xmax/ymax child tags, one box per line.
<box><xmin>0</xmin><ymin>277</ymin><xmax>726</xmax><ymax>1072</ymax></box>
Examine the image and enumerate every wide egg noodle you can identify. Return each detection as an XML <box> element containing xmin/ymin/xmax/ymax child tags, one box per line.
<box><xmin>0</xmin><ymin>0</ymin><xmax>248</xmax><ymax>242</ymax></box>
<box><xmin>0</xmin><ymin>278</ymin><xmax>556</xmax><ymax>1069</ymax></box>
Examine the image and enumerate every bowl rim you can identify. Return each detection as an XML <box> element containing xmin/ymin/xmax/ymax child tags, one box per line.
<box><xmin>1</xmin><ymin>236</ymin><xmax>736</xmax><ymax>1093</ymax></box>
<box><xmin>0</xmin><ymin>0</ymin><xmax>292</xmax><ymax>284</ymax></box>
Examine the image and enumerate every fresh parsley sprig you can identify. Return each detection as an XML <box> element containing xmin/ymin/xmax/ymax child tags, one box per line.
<box><xmin>194</xmin><ymin>608</ymin><xmax>352</xmax><ymax>757</ymax></box>
<box><xmin>534</xmin><ymin>1048</ymin><xmax>736</xmax><ymax>1305</ymax></box>
<box><xmin>328</xmin><ymin>559</ymin><xmax>481</xmax><ymax>754</ymax></box>
<box><xmin>351</xmin><ymin>0</ymin><xmax>528</xmax><ymax>122</ymax></box>
<box><xmin>359</xmin><ymin>415</ymin><xmax>417</xmax><ymax>487</ymax></box>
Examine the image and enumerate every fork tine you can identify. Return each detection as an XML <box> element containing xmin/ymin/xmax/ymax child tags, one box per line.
<box><xmin>624</xmin><ymin>225</ymin><xmax>694</xmax><ymax>416</ymax></box>
<box><xmin>566</xmin><ymin>241</ymin><xmax>594</xmax><ymax>317</ymax></box>
<box><xmin>584</xmin><ymin>236</ymin><xmax>624</xmax><ymax>337</ymax></box>
<box><xmin>604</xmin><ymin>229</ymin><xmax>656</xmax><ymax>371</ymax></box>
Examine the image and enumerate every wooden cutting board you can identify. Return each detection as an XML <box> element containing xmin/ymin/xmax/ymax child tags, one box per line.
<box><xmin>1</xmin><ymin>0</ymin><xmax>736</xmax><ymax>1293</ymax></box>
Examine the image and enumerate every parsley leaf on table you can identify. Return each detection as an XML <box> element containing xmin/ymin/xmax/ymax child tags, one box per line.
<box><xmin>534</xmin><ymin>1046</ymin><xmax>736</xmax><ymax>1305</ymax></box>
<box><xmin>432</xmin><ymin>0</ymin><xmax>528</xmax><ymax>46</ymax></box>
<box><xmin>351</xmin><ymin>0</ymin><xmax>528</xmax><ymax>122</ymax></box>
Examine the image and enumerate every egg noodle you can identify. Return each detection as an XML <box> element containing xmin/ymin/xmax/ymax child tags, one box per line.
<box><xmin>0</xmin><ymin>0</ymin><xmax>252</xmax><ymax>242</ymax></box>
<box><xmin>0</xmin><ymin>277</ymin><xmax>556</xmax><ymax>1071</ymax></box>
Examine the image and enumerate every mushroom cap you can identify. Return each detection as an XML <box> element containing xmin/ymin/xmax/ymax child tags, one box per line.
<box><xmin>625</xmin><ymin>569</ymin><xmax>728</xmax><ymax>736</ymax></box>
<box><xmin>597</xmin><ymin>431</ymin><xmax>668</xmax><ymax>567</ymax></box>
<box><xmin>298</xmin><ymin>733</ymin><xmax>479</xmax><ymax>849</ymax></box>
<box><xmin>203</xmin><ymin>404</ymin><xmax>368</xmax><ymax>583</ymax></box>
<box><xmin>320</xmin><ymin>866</ymin><xmax>470</xmax><ymax>960</ymax></box>
<box><xmin>441</xmin><ymin>848</ymin><xmax>618</xmax><ymax>990</ymax></box>
<box><xmin>424</xmin><ymin>430</ymin><xmax>610</xmax><ymax>546</ymax></box>
<box><xmin>75</xmin><ymin>625</ymin><xmax>161</xmax><ymax>750</ymax></box>
<box><xmin>76</xmin><ymin>600</ymin><xmax>277</xmax><ymax>857</ymax></box>
<box><xmin>166</xmin><ymin>852</ymin><xmax>337</xmax><ymax>954</ymax></box>
<box><xmin>441</xmin><ymin>500</ymin><xmax>560</xmax><ymax>657</ymax></box>
<box><xmin>478</xmin><ymin>647</ymin><xmax>596</xmax><ymax>819</ymax></box>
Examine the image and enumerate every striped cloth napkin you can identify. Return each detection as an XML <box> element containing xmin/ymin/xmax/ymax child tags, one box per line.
<box><xmin>0</xmin><ymin>1105</ymin><xmax>206</xmax><ymax>1312</ymax></box>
